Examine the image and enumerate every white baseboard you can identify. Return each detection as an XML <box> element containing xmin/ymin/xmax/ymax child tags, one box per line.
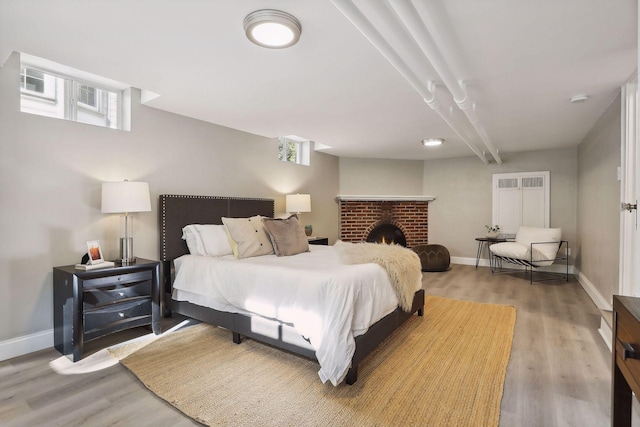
<box><xmin>575</xmin><ymin>269</ymin><xmax>612</xmax><ymax>311</ymax></box>
<box><xmin>598</xmin><ymin>316</ymin><xmax>613</xmax><ymax>352</ymax></box>
<box><xmin>0</xmin><ymin>329</ymin><xmax>53</xmax><ymax>362</ymax></box>
<box><xmin>451</xmin><ymin>256</ymin><xmax>575</xmax><ymax>274</ymax></box>
<box><xmin>450</xmin><ymin>256</ymin><xmax>484</xmax><ymax>267</ymax></box>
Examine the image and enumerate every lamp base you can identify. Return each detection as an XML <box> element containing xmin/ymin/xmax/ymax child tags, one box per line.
<box><xmin>118</xmin><ymin>237</ymin><xmax>136</xmax><ymax>265</ymax></box>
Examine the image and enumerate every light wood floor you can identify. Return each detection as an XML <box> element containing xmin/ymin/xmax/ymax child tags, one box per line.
<box><xmin>0</xmin><ymin>265</ymin><xmax>617</xmax><ymax>426</ymax></box>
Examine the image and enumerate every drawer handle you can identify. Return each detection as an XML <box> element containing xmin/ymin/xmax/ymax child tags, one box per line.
<box><xmin>118</xmin><ymin>312</ymin><xmax>125</xmax><ymax>318</ymax></box>
<box><xmin>622</xmin><ymin>341</ymin><xmax>640</xmax><ymax>360</ymax></box>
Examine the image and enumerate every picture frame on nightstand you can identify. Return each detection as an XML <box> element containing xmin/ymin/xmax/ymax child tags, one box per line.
<box><xmin>76</xmin><ymin>240</ymin><xmax>114</xmax><ymax>270</ymax></box>
<box><xmin>86</xmin><ymin>240</ymin><xmax>104</xmax><ymax>264</ymax></box>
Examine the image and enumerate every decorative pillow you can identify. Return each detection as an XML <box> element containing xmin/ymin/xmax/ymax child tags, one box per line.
<box><xmin>515</xmin><ymin>226</ymin><xmax>561</xmax><ymax>262</ymax></box>
<box><xmin>182</xmin><ymin>224</ymin><xmax>233</xmax><ymax>256</ymax></box>
<box><xmin>221</xmin><ymin>216</ymin><xmax>275</xmax><ymax>259</ymax></box>
<box><xmin>262</xmin><ymin>215</ymin><xmax>309</xmax><ymax>256</ymax></box>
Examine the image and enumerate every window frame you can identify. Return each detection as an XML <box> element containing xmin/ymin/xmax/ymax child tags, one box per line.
<box><xmin>19</xmin><ymin>59</ymin><xmax>125</xmax><ymax>130</ymax></box>
<box><xmin>277</xmin><ymin>136</ymin><xmax>311</xmax><ymax>165</ymax></box>
<box><xmin>20</xmin><ymin>66</ymin><xmax>57</xmax><ymax>102</ymax></box>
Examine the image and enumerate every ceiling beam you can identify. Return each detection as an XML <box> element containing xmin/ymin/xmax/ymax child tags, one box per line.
<box><xmin>332</xmin><ymin>0</ymin><xmax>502</xmax><ymax>164</ymax></box>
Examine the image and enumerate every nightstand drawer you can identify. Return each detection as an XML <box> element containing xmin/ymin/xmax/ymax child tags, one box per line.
<box><xmin>84</xmin><ymin>298</ymin><xmax>152</xmax><ymax>338</ymax></box>
<box><xmin>83</xmin><ymin>270</ymin><xmax>152</xmax><ymax>289</ymax></box>
<box><xmin>615</xmin><ymin>302</ymin><xmax>640</xmax><ymax>392</ymax></box>
<box><xmin>83</xmin><ymin>280</ymin><xmax>151</xmax><ymax>309</ymax></box>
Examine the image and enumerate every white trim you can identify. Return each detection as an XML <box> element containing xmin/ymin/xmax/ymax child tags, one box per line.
<box><xmin>574</xmin><ymin>268</ymin><xmax>612</xmax><ymax>311</ymax></box>
<box><xmin>0</xmin><ymin>329</ymin><xmax>53</xmax><ymax>361</ymax></box>
<box><xmin>599</xmin><ymin>316</ymin><xmax>613</xmax><ymax>352</ymax></box>
<box><xmin>336</xmin><ymin>195</ymin><xmax>435</xmax><ymax>201</ymax></box>
<box><xmin>619</xmin><ymin>80</ymin><xmax>639</xmax><ymax>296</ymax></box>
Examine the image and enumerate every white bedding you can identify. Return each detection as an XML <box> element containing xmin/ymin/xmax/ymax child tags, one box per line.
<box><xmin>172</xmin><ymin>245</ymin><xmax>418</xmax><ymax>385</ymax></box>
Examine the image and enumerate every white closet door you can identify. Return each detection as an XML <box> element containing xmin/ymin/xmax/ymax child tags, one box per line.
<box><xmin>495</xmin><ymin>178</ymin><xmax>521</xmax><ymax>234</ymax></box>
<box><xmin>493</xmin><ymin>172</ymin><xmax>550</xmax><ymax>235</ymax></box>
<box><xmin>521</xmin><ymin>175</ymin><xmax>547</xmax><ymax>227</ymax></box>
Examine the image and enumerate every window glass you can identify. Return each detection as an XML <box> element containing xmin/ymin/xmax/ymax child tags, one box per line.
<box><xmin>19</xmin><ymin>56</ymin><xmax>127</xmax><ymax>131</ymax></box>
<box><xmin>78</xmin><ymin>85</ymin><xmax>96</xmax><ymax>107</ymax></box>
<box><xmin>21</xmin><ymin>68</ymin><xmax>45</xmax><ymax>93</ymax></box>
<box><xmin>278</xmin><ymin>136</ymin><xmax>310</xmax><ymax>165</ymax></box>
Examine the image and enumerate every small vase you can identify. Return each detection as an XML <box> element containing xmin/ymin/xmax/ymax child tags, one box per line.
<box><xmin>305</xmin><ymin>225</ymin><xmax>312</xmax><ymax>236</ymax></box>
<box><xmin>486</xmin><ymin>231</ymin><xmax>499</xmax><ymax>239</ymax></box>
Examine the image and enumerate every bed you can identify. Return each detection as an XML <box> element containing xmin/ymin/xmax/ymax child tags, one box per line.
<box><xmin>159</xmin><ymin>194</ymin><xmax>425</xmax><ymax>385</ymax></box>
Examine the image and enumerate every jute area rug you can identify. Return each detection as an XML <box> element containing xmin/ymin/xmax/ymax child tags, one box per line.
<box><xmin>110</xmin><ymin>296</ymin><xmax>516</xmax><ymax>427</ymax></box>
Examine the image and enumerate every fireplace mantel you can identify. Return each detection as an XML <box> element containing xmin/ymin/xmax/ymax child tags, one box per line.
<box><xmin>336</xmin><ymin>195</ymin><xmax>436</xmax><ymax>202</ymax></box>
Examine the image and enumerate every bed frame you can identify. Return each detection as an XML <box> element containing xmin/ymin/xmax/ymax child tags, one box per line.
<box><xmin>159</xmin><ymin>194</ymin><xmax>425</xmax><ymax>385</ymax></box>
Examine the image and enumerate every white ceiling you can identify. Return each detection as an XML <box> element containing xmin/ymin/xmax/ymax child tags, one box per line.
<box><xmin>0</xmin><ymin>0</ymin><xmax>636</xmax><ymax>162</ymax></box>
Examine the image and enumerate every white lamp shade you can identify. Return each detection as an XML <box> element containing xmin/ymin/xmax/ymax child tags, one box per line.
<box><xmin>101</xmin><ymin>181</ymin><xmax>151</xmax><ymax>213</ymax></box>
<box><xmin>286</xmin><ymin>193</ymin><xmax>311</xmax><ymax>213</ymax></box>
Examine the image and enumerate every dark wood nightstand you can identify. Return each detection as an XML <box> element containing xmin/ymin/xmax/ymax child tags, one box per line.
<box><xmin>612</xmin><ymin>295</ymin><xmax>640</xmax><ymax>426</ymax></box>
<box><xmin>53</xmin><ymin>258</ymin><xmax>161</xmax><ymax>361</ymax></box>
<box><xmin>308</xmin><ymin>237</ymin><xmax>328</xmax><ymax>245</ymax></box>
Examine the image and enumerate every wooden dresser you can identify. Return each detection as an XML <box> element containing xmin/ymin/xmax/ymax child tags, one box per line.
<box><xmin>612</xmin><ymin>295</ymin><xmax>640</xmax><ymax>426</ymax></box>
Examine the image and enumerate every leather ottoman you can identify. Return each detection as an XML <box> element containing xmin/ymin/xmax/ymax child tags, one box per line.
<box><xmin>412</xmin><ymin>244</ymin><xmax>450</xmax><ymax>272</ymax></box>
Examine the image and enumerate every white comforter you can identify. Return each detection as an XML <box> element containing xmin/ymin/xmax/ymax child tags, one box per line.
<box><xmin>172</xmin><ymin>245</ymin><xmax>414</xmax><ymax>385</ymax></box>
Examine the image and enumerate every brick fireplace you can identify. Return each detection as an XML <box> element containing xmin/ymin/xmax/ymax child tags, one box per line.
<box><xmin>337</xmin><ymin>196</ymin><xmax>434</xmax><ymax>248</ymax></box>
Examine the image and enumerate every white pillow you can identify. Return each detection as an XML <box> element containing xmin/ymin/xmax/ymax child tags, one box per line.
<box><xmin>182</xmin><ymin>225</ymin><xmax>205</xmax><ymax>255</ymax></box>
<box><xmin>515</xmin><ymin>227</ymin><xmax>561</xmax><ymax>262</ymax></box>
<box><xmin>222</xmin><ymin>216</ymin><xmax>275</xmax><ymax>259</ymax></box>
<box><xmin>182</xmin><ymin>224</ymin><xmax>233</xmax><ymax>256</ymax></box>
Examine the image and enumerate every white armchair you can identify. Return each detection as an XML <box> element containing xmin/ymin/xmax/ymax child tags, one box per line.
<box><xmin>489</xmin><ymin>226</ymin><xmax>568</xmax><ymax>284</ymax></box>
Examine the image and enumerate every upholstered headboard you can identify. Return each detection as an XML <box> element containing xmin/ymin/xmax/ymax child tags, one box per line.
<box><xmin>159</xmin><ymin>194</ymin><xmax>275</xmax><ymax>263</ymax></box>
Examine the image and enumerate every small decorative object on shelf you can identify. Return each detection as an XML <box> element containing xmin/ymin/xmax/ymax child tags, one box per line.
<box><xmin>484</xmin><ymin>224</ymin><xmax>501</xmax><ymax>239</ymax></box>
<box><xmin>304</xmin><ymin>224</ymin><xmax>313</xmax><ymax>236</ymax></box>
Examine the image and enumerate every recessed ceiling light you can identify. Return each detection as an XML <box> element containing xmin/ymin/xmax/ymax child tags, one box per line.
<box><xmin>244</xmin><ymin>10</ymin><xmax>302</xmax><ymax>49</ymax></box>
<box><xmin>422</xmin><ymin>138</ymin><xmax>444</xmax><ymax>147</ymax></box>
<box><xmin>570</xmin><ymin>94</ymin><xmax>589</xmax><ymax>103</ymax></box>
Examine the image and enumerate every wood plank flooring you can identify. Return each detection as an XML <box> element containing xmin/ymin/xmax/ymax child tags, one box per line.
<box><xmin>0</xmin><ymin>265</ymin><xmax>619</xmax><ymax>426</ymax></box>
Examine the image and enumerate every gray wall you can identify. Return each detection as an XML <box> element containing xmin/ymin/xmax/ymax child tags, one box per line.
<box><xmin>576</xmin><ymin>94</ymin><xmax>621</xmax><ymax>304</ymax></box>
<box><xmin>423</xmin><ymin>149</ymin><xmax>578</xmax><ymax>262</ymax></box>
<box><xmin>337</xmin><ymin>150</ymin><xmax>578</xmax><ymax>264</ymax></box>
<box><xmin>0</xmin><ymin>52</ymin><xmax>339</xmax><ymax>346</ymax></box>
<box><xmin>339</xmin><ymin>157</ymin><xmax>424</xmax><ymax>195</ymax></box>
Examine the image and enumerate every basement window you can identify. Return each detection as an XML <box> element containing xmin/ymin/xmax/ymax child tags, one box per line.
<box><xmin>278</xmin><ymin>135</ymin><xmax>310</xmax><ymax>165</ymax></box>
<box><xmin>19</xmin><ymin>53</ymin><xmax>130</xmax><ymax>131</ymax></box>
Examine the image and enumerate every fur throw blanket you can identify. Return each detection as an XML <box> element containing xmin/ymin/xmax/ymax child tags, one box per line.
<box><xmin>334</xmin><ymin>240</ymin><xmax>422</xmax><ymax>312</ymax></box>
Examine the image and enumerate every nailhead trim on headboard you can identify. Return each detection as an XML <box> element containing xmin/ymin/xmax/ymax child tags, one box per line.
<box><xmin>159</xmin><ymin>194</ymin><xmax>275</xmax><ymax>262</ymax></box>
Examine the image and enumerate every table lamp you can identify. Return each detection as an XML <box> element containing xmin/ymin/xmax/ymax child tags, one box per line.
<box><xmin>286</xmin><ymin>193</ymin><xmax>311</xmax><ymax>215</ymax></box>
<box><xmin>286</xmin><ymin>193</ymin><xmax>312</xmax><ymax>235</ymax></box>
<box><xmin>101</xmin><ymin>180</ymin><xmax>151</xmax><ymax>264</ymax></box>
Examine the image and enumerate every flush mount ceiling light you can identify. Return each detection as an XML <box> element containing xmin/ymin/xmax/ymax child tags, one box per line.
<box><xmin>422</xmin><ymin>138</ymin><xmax>444</xmax><ymax>147</ymax></box>
<box><xmin>244</xmin><ymin>9</ymin><xmax>302</xmax><ymax>49</ymax></box>
<box><xmin>570</xmin><ymin>94</ymin><xmax>589</xmax><ymax>103</ymax></box>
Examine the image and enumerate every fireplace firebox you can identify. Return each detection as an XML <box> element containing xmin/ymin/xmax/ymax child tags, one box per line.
<box><xmin>366</xmin><ymin>223</ymin><xmax>407</xmax><ymax>246</ymax></box>
<box><xmin>337</xmin><ymin>196</ymin><xmax>434</xmax><ymax>248</ymax></box>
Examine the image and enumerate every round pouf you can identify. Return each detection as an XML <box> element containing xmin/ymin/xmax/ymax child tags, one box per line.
<box><xmin>412</xmin><ymin>244</ymin><xmax>450</xmax><ymax>272</ymax></box>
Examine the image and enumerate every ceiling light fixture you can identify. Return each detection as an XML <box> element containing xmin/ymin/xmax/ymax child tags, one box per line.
<box><xmin>244</xmin><ymin>10</ymin><xmax>302</xmax><ymax>49</ymax></box>
<box><xmin>570</xmin><ymin>94</ymin><xmax>589</xmax><ymax>103</ymax></box>
<box><xmin>422</xmin><ymin>138</ymin><xmax>444</xmax><ymax>147</ymax></box>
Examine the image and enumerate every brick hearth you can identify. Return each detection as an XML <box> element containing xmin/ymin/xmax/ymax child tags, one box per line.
<box><xmin>338</xmin><ymin>198</ymin><xmax>430</xmax><ymax>248</ymax></box>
